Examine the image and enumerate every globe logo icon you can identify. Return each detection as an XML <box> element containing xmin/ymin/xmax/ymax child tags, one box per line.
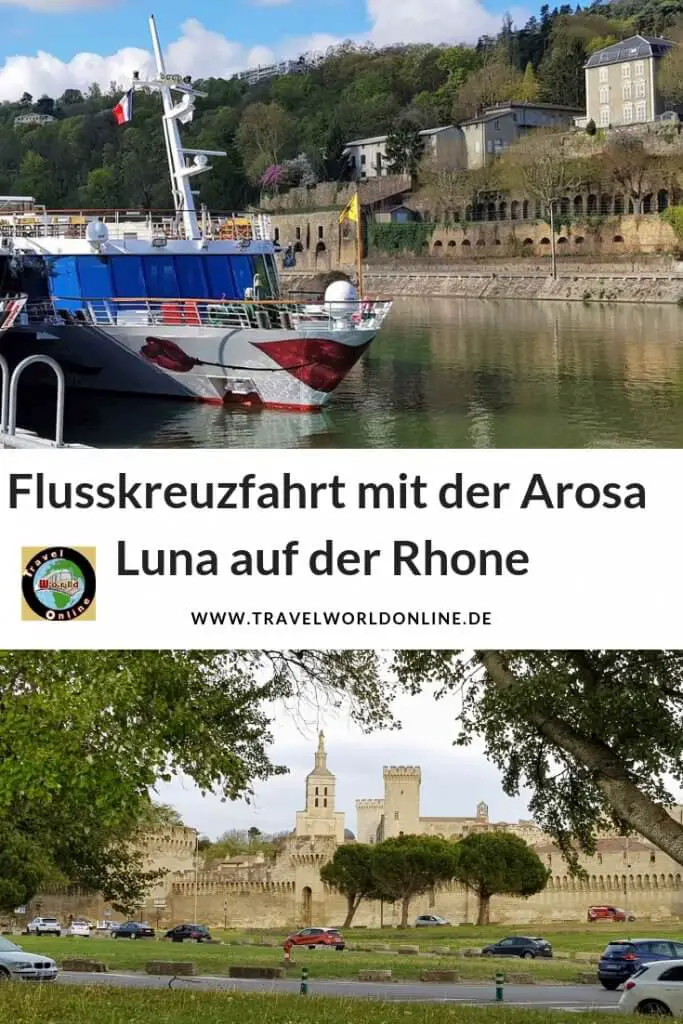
<box><xmin>21</xmin><ymin>546</ymin><xmax>96</xmax><ymax>622</ymax></box>
<box><xmin>33</xmin><ymin>559</ymin><xmax>86</xmax><ymax>613</ymax></box>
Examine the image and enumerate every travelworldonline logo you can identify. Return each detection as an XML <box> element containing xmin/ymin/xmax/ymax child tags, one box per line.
<box><xmin>21</xmin><ymin>546</ymin><xmax>96</xmax><ymax>622</ymax></box>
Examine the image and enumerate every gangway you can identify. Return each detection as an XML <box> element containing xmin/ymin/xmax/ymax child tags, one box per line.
<box><xmin>0</xmin><ymin>354</ymin><xmax>92</xmax><ymax>449</ymax></box>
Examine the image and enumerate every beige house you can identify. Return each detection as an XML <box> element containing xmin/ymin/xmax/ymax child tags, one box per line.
<box><xmin>460</xmin><ymin>102</ymin><xmax>583</xmax><ymax>169</ymax></box>
<box><xmin>343</xmin><ymin>125</ymin><xmax>466</xmax><ymax>180</ymax></box>
<box><xmin>584</xmin><ymin>35</ymin><xmax>675</xmax><ymax>128</ymax></box>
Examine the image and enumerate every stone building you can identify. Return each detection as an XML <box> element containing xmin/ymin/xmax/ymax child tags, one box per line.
<box><xmin>23</xmin><ymin>736</ymin><xmax>683</xmax><ymax>930</ymax></box>
<box><xmin>584</xmin><ymin>35</ymin><xmax>676</xmax><ymax>129</ymax></box>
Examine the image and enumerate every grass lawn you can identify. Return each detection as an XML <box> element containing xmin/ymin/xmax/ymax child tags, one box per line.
<box><xmin>0</xmin><ymin>988</ymin><xmax>633</xmax><ymax>1024</ymax></box>
<box><xmin>229</xmin><ymin>921</ymin><xmax>683</xmax><ymax>955</ymax></box>
<box><xmin>17</xmin><ymin>935</ymin><xmax>593</xmax><ymax>982</ymax></box>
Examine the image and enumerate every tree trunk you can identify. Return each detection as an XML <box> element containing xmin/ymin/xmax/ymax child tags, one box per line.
<box><xmin>477</xmin><ymin>892</ymin><xmax>490</xmax><ymax>926</ymax></box>
<box><xmin>476</xmin><ymin>651</ymin><xmax>683</xmax><ymax>865</ymax></box>
<box><xmin>343</xmin><ymin>895</ymin><xmax>361</xmax><ymax>929</ymax></box>
<box><xmin>400</xmin><ymin>895</ymin><xmax>411</xmax><ymax>928</ymax></box>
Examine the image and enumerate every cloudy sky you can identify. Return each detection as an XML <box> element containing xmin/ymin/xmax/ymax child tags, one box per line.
<box><xmin>156</xmin><ymin>690</ymin><xmax>537</xmax><ymax>840</ymax></box>
<box><xmin>0</xmin><ymin>0</ymin><xmax>530</xmax><ymax>102</ymax></box>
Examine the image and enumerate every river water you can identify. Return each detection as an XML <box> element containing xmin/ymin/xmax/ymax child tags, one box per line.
<box><xmin>15</xmin><ymin>297</ymin><xmax>683</xmax><ymax>448</ymax></box>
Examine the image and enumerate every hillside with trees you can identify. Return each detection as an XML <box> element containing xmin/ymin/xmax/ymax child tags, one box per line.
<box><xmin>2</xmin><ymin>1</ymin><xmax>683</xmax><ymax>211</ymax></box>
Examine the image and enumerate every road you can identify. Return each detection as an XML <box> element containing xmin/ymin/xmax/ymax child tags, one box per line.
<box><xmin>58</xmin><ymin>971</ymin><xmax>623</xmax><ymax>1011</ymax></box>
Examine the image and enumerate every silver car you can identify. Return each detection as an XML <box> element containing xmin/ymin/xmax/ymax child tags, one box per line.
<box><xmin>0</xmin><ymin>936</ymin><xmax>58</xmax><ymax>981</ymax></box>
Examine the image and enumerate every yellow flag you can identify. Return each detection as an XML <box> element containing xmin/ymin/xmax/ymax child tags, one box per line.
<box><xmin>339</xmin><ymin>192</ymin><xmax>359</xmax><ymax>224</ymax></box>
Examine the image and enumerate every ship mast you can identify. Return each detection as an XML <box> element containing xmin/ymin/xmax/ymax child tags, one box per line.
<box><xmin>141</xmin><ymin>14</ymin><xmax>226</xmax><ymax>240</ymax></box>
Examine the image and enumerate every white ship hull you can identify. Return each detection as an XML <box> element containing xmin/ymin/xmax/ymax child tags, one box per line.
<box><xmin>7</xmin><ymin>320</ymin><xmax>377</xmax><ymax>411</ymax></box>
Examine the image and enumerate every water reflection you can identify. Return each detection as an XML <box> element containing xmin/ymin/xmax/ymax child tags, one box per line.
<box><xmin>14</xmin><ymin>297</ymin><xmax>683</xmax><ymax>448</ymax></box>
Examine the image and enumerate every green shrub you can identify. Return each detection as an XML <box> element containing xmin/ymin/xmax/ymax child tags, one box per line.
<box><xmin>366</xmin><ymin>221</ymin><xmax>437</xmax><ymax>256</ymax></box>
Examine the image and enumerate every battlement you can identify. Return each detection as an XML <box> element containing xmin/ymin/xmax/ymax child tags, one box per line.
<box><xmin>356</xmin><ymin>799</ymin><xmax>384</xmax><ymax>809</ymax></box>
<box><xmin>383</xmin><ymin>766</ymin><xmax>421</xmax><ymax>778</ymax></box>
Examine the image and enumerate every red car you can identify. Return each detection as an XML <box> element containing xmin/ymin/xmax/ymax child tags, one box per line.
<box><xmin>284</xmin><ymin>927</ymin><xmax>345</xmax><ymax>951</ymax></box>
<box><xmin>588</xmin><ymin>905</ymin><xmax>636</xmax><ymax>922</ymax></box>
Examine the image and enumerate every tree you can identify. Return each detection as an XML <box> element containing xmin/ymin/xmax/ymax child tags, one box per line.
<box><xmin>385</xmin><ymin>119</ymin><xmax>425</xmax><ymax>178</ymax></box>
<box><xmin>141</xmin><ymin>803</ymin><xmax>185</xmax><ymax>829</ymax></box>
<box><xmin>0</xmin><ymin>827</ymin><xmax>60</xmax><ymax>915</ymax></box>
<box><xmin>601</xmin><ymin>134</ymin><xmax>661</xmax><ymax>214</ymax></box>
<box><xmin>452</xmin><ymin>832</ymin><xmax>549</xmax><ymax>925</ymax></box>
<box><xmin>0</xmin><ymin>649</ymin><xmax>386</xmax><ymax>910</ymax></box>
<box><xmin>659</xmin><ymin>33</ymin><xmax>683</xmax><ymax>107</ymax></box>
<box><xmin>320</xmin><ymin>843</ymin><xmax>382</xmax><ymax>927</ymax></box>
<box><xmin>451</xmin><ymin>57</ymin><xmax>523</xmax><ymax>122</ymax></box>
<box><xmin>236</xmin><ymin>102</ymin><xmax>296</xmax><ymax>179</ymax></box>
<box><xmin>371</xmin><ymin>835</ymin><xmax>458</xmax><ymax>927</ymax></box>
<box><xmin>390</xmin><ymin>651</ymin><xmax>683</xmax><ymax>870</ymax></box>
<box><xmin>500</xmin><ymin>129</ymin><xmax>584</xmax><ymax>214</ymax></box>
<box><xmin>515</xmin><ymin>62</ymin><xmax>539</xmax><ymax>102</ymax></box>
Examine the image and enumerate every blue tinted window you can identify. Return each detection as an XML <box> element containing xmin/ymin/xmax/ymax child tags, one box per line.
<box><xmin>110</xmin><ymin>256</ymin><xmax>147</xmax><ymax>300</ymax></box>
<box><xmin>231</xmin><ymin>256</ymin><xmax>254</xmax><ymax>297</ymax></box>
<box><xmin>76</xmin><ymin>256</ymin><xmax>112</xmax><ymax>302</ymax></box>
<box><xmin>48</xmin><ymin>257</ymin><xmax>81</xmax><ymax>311</ymax></box>
<box><xmin>175</xmin><ymin>256</ymin><xmax>208</xmax><ymax>298</ymax></box>
<box><xmin>143</xmin><ymin>256</ymin><xmax>179</xmax><ymax>298</ymax></box>
<box><xmin>205</xmin><ymin>256</ymin><xmax>238</xmax><ymax>299</ymax></box>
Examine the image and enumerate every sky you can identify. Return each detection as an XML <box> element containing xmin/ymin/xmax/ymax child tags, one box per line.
<box><xmin>155</xmin><ymin>690</ymin><xmax>538</xmax><ymax>841</ymax></box>
<box><xmin>0</xmin><ymin>0</ymin><xmax>531</xmax><ymax>102</ymax></box>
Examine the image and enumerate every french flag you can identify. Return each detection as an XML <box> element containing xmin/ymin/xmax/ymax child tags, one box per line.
<box><xmin>112</xmin><ymin>89</ymin><xmax>133</xmax><ymax>126</ymax></box>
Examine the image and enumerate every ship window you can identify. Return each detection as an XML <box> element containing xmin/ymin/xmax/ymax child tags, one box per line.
<box><xmin>110</xmin><ymin>255</ymin><xmax>147</xmax><ymax>302</ymax></box>
<box><xmin>174</xmin><ymin>255</ymin><xmax>209</xmax><ymax>299</ymax></box>
<box><xmin>143</xmin><ymin>256</ymin><xmax>179</xmax><ymax>298</ymax></box>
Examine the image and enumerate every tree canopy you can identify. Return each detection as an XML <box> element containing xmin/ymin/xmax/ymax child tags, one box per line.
<box><xmin>320</xmin><ymin>843</ymin><xmax>384</xmax><ymax>926</ymax></box>
<box><xmin>390</xmin><ymin>651</ymin><xmax>683</xmax><ymax>869</ymax></box>
<box><xmin>0</xmin><ymin>649</ymin><xmax>383</xmax><ymax>912</ymax></box>
<box><xmin>371</xmin><ymin>835</ymin><xmax>459</xmax><ymax>927</ymax></box>
<box><xmin>452</xmin><ymin>832</ymin><xmax>549</xmax><ymax>924</ymax></box>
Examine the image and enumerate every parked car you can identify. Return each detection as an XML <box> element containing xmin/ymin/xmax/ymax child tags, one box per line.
<box><xmin>618</xmin><ymin>959</ymin><xmax>683</xmax><ymax>1015</ymax></box>
<box><xmin>25</xmin><ymin>917</ymin><xmax>61</xmax><ymax>937</ymax></box>
<box><xmin>0</xmin><ymin>936</ymin><xmax>58</xmax><ymax>981</ymax></box>
<box><xmin>598</xmin><ymin>938</ymin><xmax>683</xmax><ymax>990</ymax></box>
<box><xmin>284</xmin><ymin>928</ymin><xmax>345</xmax><ymax>950</ymax></box>
<box><xmin>415</xmin><ymin>915</ymin><xmax>450</xmax><ymax>927</ymax></box>
<box><xmin>588</xmin><ymin>905</ymin><xmax>636</xmax><ymax>923</ymax></box>
<box><xmin>165</xmin><ymin>924</ymin><xmax>211</xmax><ymax>943</ymax></box>
<box><xmin>65</xmin><ymin>921</ymin><xmax>91</xmax><ymax>938</ymax></box>
<box><xmin>110</xmin><ymin>921</ymin><xmax>155</xmax><ymax>940</ymax></box>
<box><xmin>482</xmin><ymin>936</ymin><xmax>553</xmax><ymax>959</ymax></box>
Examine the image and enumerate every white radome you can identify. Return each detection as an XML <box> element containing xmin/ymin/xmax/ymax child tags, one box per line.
<box><xmin>324</xmin><ymin>279</ymin><xmax>358</xmax><ymax>303</ymax></box>
<box><xmin>324</xmin><ymin>279</ymin><xmax>358</xmax><ymax>320</ymax></box>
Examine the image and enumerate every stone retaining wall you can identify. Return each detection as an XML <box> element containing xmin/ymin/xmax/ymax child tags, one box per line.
<box><xmin>281</xmin><ymin>263</ymin><xmax>683</xmax><ymax>304</ymax></box>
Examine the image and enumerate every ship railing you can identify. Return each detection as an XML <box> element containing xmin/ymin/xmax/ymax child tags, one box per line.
<box><xmin>25</xmin><ymin>296</ymin><xmax>393</xmax><ymax>332</ymax></box>
<box><xmin>0</xmin><ymin>208</ymin><xmax>267</xmax><ymax>242</ymax></box>
<box><xmin>0</xmin><ymin>294</ymin><xmax>27</xmax><ymax>332</ymax></box>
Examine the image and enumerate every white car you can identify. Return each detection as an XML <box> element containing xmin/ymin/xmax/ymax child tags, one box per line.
<box><xmin>25</xmin><ymin>917</ymin><xmax>61</xmax><ymax>936</ymax></box>
<box><xmin>618</xmin><ymin>958</ymin><xmax>683</xmax><ymax>1016</ymax></box>
<box><xmin>0</xmin><ymin>936</ymin><xmax>58</xmax><ymax>981</ymax></box>
<box><xmin>65</xmin><ymin>921</ymin><xmax>90</xmax><ymax>938</ymax></box>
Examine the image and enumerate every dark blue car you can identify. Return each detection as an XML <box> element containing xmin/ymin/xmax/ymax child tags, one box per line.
<box><xmin>110</xmin><ymin>921</ymin><xmax>155</xmax><ymax>940</ymax></box>
<box><xmin>598</xmin><ymin>939</ymin><xmax>683</xmax><ymax>990</ymax></box>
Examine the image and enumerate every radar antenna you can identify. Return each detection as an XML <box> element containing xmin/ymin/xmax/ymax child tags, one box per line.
<box><xmin>134</xmin><ymin>15</ymin><xmax>227</xmax><ymax>240</ymax></box>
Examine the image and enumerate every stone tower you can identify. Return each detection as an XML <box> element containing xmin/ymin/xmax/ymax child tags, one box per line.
<box><xmin>380</xmin><ymin>766</ymin><xmax>421</xmax><ymax>841</ymax></box>
<box><xmin>355</xmin><ymin>799</ymin><xmax>384</xmax><ymax>844</ymax></box>
<box><xmin>477</xmin><ymin>800</ymin><xmax>489</xmax><ymax>821</ymax></box>
<box><xmin>294</xmin><ymin>732</ymin><xmax>345</xmax><ymax>843</ymax></box>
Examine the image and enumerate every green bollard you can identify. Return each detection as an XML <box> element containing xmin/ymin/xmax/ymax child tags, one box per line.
<box><xmin>300</xmin><ymin>966</ymin><xmax>309</xmax><ymax>995</ymax></box>
<box><xmin>495</xmin><ymin>970</ymin><xmax>504</xmax><ymax>1002</ymax></box>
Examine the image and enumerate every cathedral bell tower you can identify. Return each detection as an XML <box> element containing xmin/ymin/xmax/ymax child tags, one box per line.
<box><xmin>295</xmin><ymin>732</ymin><xmax>345</xmax><ymax>843</ymax></box>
